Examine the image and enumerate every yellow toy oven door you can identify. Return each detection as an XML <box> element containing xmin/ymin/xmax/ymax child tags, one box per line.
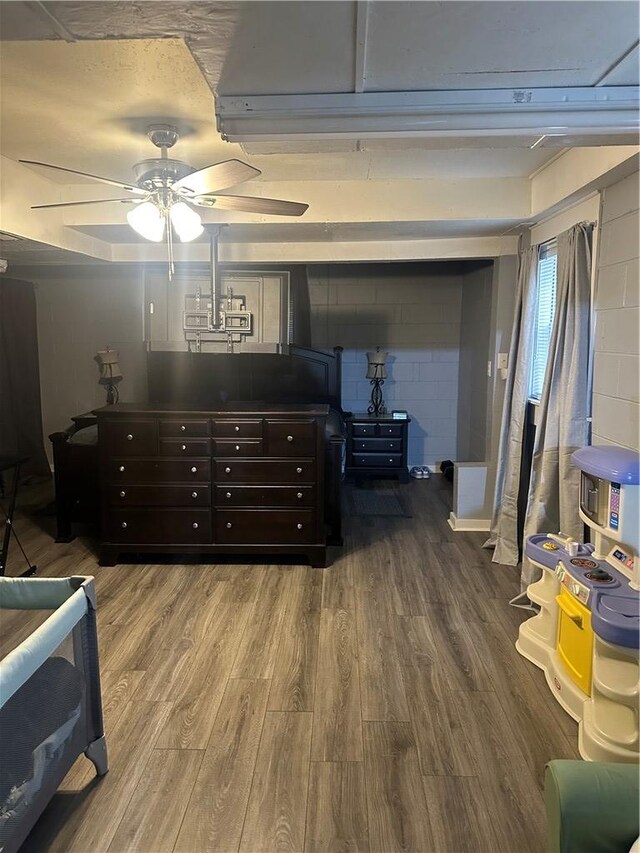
<box><xmin>556</xmin><ymin>586</ymin><xmax>594</xmax><ymax>695</ymax></box>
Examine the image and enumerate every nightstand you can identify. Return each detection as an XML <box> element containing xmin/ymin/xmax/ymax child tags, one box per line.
<box><xmin>345</xmin><ymin>413</ymin><xmax>410</xmax><ymax>483</ymax></box>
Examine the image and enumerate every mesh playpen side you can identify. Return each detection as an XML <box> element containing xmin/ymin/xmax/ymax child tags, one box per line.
<box><xmin>0</xmin><ymin>576</ymin><xmax>107</xmax><ymax>853</ymax></box>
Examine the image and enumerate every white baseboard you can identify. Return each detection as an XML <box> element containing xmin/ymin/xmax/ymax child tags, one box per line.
<box><xmin>448</xmin><ymin>512</ymin><xmax>491</xmax><ymax>532</ymax></box>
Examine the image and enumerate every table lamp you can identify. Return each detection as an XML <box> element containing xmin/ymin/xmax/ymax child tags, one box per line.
<box><xmin>95</xmin><ymin>348</ymin><xmax>122</xmax><ymax>404</ymax></box>
<box><xmin>366</xmin><ymin>347</ymin><xmax>388</xmax><ymax>415</ymax></box>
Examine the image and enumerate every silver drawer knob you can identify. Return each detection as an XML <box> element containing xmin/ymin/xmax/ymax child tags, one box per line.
<box><xmin>192</xmin><ymin>522</ymin><xmax>199</xmax><ymax>529</ymax></box>
<box><xmin>389</xmin><ymin>458</ymin><xmax>393</xmax><ymax>462</ymax></box>
<box><xmin>191</xmin><ymin>466</ymin><xmax>197</xmax><ymax>473</ymax></box>
<box><xmin>119</xmin><ymin>465</ymin><xmax>125</xmax><ymax>472</ymax></box>
<box><xmin>287</xmin><ymin>435</ymin><xmax>294</xmax><ymax>442</ymax></box>
<box><xmin>191</xmin><ymin>491</ymin><xmax>198</xmax><ymax>498</ymax></box>
<box><xmin>297</xmin><ymin>492</ymin><xmax>303</xmax><ymax>499</ymax></box>
<box><xmin>181</xmin><ymin>425</ymin><xmax>186</xmax><ymax>431</ymax></box>
<box><xmin>126</xmin><ymin>434</ymin><xmax>133</xmax><ymax>441</ymax></box>
<box><xmin>121</xmin><ymin>521</ymin><xmax>127</xmax><ymax>529</ymax></box>
<box><xmin>226</xmin><ymin>522</ymin><xmax>233</xmax><ymax>529</ymax></box>
<box><xmin>225</xmin><ymin>466</ymin><xmax>231</xmax><ymax>474</ymax></box>
<box><xmin>296</xmin><ymin>467</ymin><xmax>303</xmax><ymax>474</ymax></box>
<box><xmin>119</xmin><ymin>490</ymin><xmax>126</xmax><ymax>498</ymax></box>
<box><xmin>226</xmin><ymin>492</ymin><xmax>232</xmax><ymax>499</ymax></box>
<box><xmin>297</xmin><ymin>523</ymin><xmax>303</xmax><ymax>530</ymax></box>
<box><xmin>235</xmin><ymin>445</ymin><xmax>240</xmax><ymax>451</ymax></box>
<box><xmin>234</xmin><ymin>425</ymin><xmax>240</xmax><ymax>432</ymax></box>
<box><xmin>181</xmin><ymin>444</ymin><xmax>187</xmax><ymax>451</ymax></box>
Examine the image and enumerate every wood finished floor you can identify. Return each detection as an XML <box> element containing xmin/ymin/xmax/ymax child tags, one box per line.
<box><xmin>1</xmin><ymin>477</ymin><xmax>580</xmax><ymax>853</ymax></box>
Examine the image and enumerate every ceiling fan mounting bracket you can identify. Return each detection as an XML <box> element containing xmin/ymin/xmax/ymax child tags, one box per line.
<box><xmin>147</xmin><ymin>124</ymin><xmax>180</xmax><ymax>150</ymax></box>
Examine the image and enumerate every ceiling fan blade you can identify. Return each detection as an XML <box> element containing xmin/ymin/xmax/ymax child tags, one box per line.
<box><xmin>193</xmin><ymin>194</ymin><xmax>309</xmax><ymax>217</ymax></box>
<box><xmin>173</xmin><ymin>159</ymin><xmax>261</xmax><ymax>196</ymax></box>
<box><xmin>31</xmin><ymin>198</ymin><xmax>139</xmax><ymax>209</ymax></box>
<box><xmin>19</xmin><ymin>160</ymin><xmax>145</xmax><ymax>195</ymax></box>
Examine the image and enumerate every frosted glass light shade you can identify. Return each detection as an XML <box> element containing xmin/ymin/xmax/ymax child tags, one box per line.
<box><xmin>126</xmin><ymin>201</ymin><xmax>165</xmax><ymax>242</ymax></box>
<box><xmin>170</xmin><ymin>202</ymin><xmax>204</xmax><ymax>242</ymax></box>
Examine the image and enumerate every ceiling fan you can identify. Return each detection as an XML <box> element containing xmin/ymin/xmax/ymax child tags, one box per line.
<box><xmin>20</xmin><ymin>124</ymin><xmax>309</xmax><ymax>273</ymax></box>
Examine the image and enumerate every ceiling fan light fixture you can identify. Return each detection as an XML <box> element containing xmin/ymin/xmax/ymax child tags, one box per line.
<box><xmin>170</xmin><ymin>201</ymin><xmax>204</xmax><ymax>242</ymax></box>
<box><xmin>127</xmin><ymin>201</ymin><xmax>165</xmax><ymax>242</ymax></box>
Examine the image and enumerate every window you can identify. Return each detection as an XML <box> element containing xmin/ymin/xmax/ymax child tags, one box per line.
<box><xmin>529</xmin><ymin>240</ymin><xmax>558</xmax><ymax>401</ymax></box>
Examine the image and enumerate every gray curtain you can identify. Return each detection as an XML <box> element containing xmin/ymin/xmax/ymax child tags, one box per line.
<box><xmin>520</xmin><ymin>222</ymin><xmax>593</xmax><ymax>588</ymax></box>
<box><xmin>483</xmin><ymin>246</ymin><xmax>538</xmax><ymax>565</ymax></box>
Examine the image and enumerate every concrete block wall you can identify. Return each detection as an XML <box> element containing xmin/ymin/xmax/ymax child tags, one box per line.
<box><xmin>592</xmin><ymin>171</ymin><xmax>640</xmax><ymax>451</ymax></box>
<box><xmin>307</xmin><ymin>262</ymin><xmax>463</xmax><ymax>468</ymax></box>
<box><xmin>33</xmin><ymin>265</ymin><xmax>147</xmax><ymax>462</ymax></box>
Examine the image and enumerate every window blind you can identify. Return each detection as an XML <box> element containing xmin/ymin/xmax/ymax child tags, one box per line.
<box><xmin>530</xmin><ymin>242</ymin><xmax>558</xmax><ymax>401</ymax></box>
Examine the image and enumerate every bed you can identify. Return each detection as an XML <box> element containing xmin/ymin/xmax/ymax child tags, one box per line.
<box><xmin>0</xmin><ymin>576</ymin><xmax>107</xmax><ymax>853</ymax></box>
<box><xmin>49</xmin><ymin>345</ymin><xmax>346</xmax><ymax>546</ymax></box>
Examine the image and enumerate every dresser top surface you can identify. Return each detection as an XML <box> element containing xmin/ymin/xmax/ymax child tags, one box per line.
<box><xmin>347</xmin><ymin>412</ymin><xmax>410</xmax><ymax>423</ymax></box>
<box><xmin>94</xmin><ymin>402</ymin><xmax>330</xmax><ymax>418</ymax></box>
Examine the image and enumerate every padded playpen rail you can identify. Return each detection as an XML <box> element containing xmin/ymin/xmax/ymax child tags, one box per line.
<box><xmin>0</xmin><ymin>576</ymin><xmax>107</xmax><ymax>853</ymax></box>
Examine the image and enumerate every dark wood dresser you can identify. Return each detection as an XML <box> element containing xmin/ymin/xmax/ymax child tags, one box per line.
<box><xmin>95</xmin><ymin>403</ymin><xmax>330</xmax><ymax>567</ymax></box>
<box><xmin>345</xmin><ymin>413</ymin><xmax>410</xmax><ymax>483</ymax></box>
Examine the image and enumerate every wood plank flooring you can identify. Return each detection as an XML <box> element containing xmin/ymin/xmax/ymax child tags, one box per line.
<box><xmin>1</xmin><ymin>476</ymin><xmax>579</xmax><ymax>853</ymax></box>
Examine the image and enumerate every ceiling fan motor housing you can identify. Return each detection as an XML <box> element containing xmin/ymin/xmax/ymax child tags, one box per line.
<box><xmin>133</xmin><ymin>158</ymin><xmax>195</xmax><ymax>191</ymax></box>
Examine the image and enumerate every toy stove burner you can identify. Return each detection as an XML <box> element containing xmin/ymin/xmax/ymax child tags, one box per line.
<box><xmin>584</xmin><ymin>568</ymin><xmax>615</xmax><ymax>584</ymax></box>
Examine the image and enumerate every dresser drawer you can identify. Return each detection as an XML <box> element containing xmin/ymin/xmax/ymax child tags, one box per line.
<box><xmin>108</xmin><ymin>509</ymin><xmax>211</xmax><ymax>543</ymax></box>
<box><xmin>110</xmin><ymin>485</ymin><xmax>211</xmax><ymax>507</ymax></box>
<box><xmin>353</xmin><ymin>453</ymin><xmax>402</xmax><ymax>468</ymax></box>
<box><xmin>103</xmin><ymin>420</ymin><xmax>157</xmax><ymax>456</ymax></box>
<box><xmin>266</xmin><ymin>420</ymin><xmax>316</xmax><ymax>456</ymax></box>
<box><xmin>159</xmin><ymin>419</ymin><xmax>209</xmax><ymax>437</ymax></box>
<box><xmin>215</xmin><ymin>509</ymin><xmax>315</xmax><ymax>544</ymax></box>
<box><xmin>160</xmin><ymin>439</ymin><xmax>210</xmax><ymax>457</ymax></box>
<box><xmin>110</xmin><ymin>458</ymin><xmax>210</xmax><ymax>484</ymax></box>
<box><xmin>212</xmin><ymin>419</ymin><xmax>263</xmax><ymax>438</ymax></box>
<box><xmin>212</xmin><ymin>439</ymin><xmax>263</xmax><ymax>457</ymax></box>
<box><xmin>351</xmin><ymin>422</ymin><xmax>376</xmax><ymax>437</ymax></box>
<box><xmin>214</xmin><ymin>459</ymin><xmax>315</xmax><ymax>484</ymax></box>
<box><xmin>215</xmin><ymin>485</ymin><xmax>315</xmax><ymax>507</ymax></box>
<box><xmin>378</xmin><ymin>423</ymin><xmax>403</xmax><ymax>438</ymax></box>
<box><xmin>353</xmin><ymin>437</ymin><xmax>402</xmax><ymax>453</ymax></box>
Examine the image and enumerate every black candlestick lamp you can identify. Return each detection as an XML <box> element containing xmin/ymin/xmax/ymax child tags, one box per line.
<box><xmin>366</xmin><ymin>347</ymin><xmax>388</xmax><ymax>415</ymax></box>
<box><xmin>95</xmin><ymin>348</ymin><xmax>123</xmax><ymax>404</ymax></box>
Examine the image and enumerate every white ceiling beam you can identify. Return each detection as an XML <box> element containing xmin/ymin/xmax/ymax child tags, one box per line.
<box><xmin>111</xmin><ymin>235</ymin><xmax>519</xmax><ymax>265</ymax></box>
<box><xmin>354</xmin><ymin>1</ymin><xmax>369</xmax><ymax>94</ymax></box>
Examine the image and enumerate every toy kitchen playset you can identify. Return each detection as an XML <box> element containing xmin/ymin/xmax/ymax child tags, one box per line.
<box><xmin>517</xmin><ymin>445</ymin><xmax>639</xmax><ymax>763</ymax></box>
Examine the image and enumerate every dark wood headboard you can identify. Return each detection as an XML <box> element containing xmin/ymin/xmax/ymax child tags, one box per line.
<box><xmin>147</xmin><ymin>346</ymin><xmax>343</xmax><ymax>412</ymax></box>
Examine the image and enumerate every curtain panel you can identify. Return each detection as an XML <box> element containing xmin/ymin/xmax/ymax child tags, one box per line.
<box><xmin>483</xmin><ymin>246</ymin><xmax>538</xmax><ymax>565</ymax></box>
<box><xmin>521</xmin><ymin>222</ymin><xmax>593</xmax><ymax>589</ymax></box>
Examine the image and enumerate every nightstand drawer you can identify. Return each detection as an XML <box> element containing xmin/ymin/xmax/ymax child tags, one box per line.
<box><xmin>215</xmin><ymin>509</ymin><xmax>315</xmax><ymax>544</ymax></box>
<box><xmin>111</xmin><ymin>458</ymin><xmax>210</xmax><ymax>483</ymax></box>
<box><xmin>378</xmin><ymin>423</ymin><xmax>403</xmax><ymax>438</ymax></box>
<box><xmin>213</xmin><ymin>439</ymin><xmax>263</xmax><ymax>457</ymax></box>
<box><xmin>160</xmin><ymin>439</ymin><xmax>210</xmax><ymax>457</ymax></box>
<box><xmin>352</xmin><ymin>423</ymin><xmax>376</xmax><ymax>437</ymax></box>
<box><xmin>159</xmin><ymin>419</ymin><xmax>209</xmax><ymax>437</ymax></box>
<box><xmin>103</xmin><ymin>420</ymin><xmax>157</xmax><ymax>456</ymax></box>
<box><xmin>353</xmin><ymin>453</ymin><xmax>402</xmax><ymax>468</ymax></box>
<box><xmin>353</xmin><ymin>437</ymin><xmax>402</xmax><ymax>452</ymax></box>
<box><xmin>212</xmin><ymin>419</ymin><xmax>263</xmax><ymax>438</ymax></box>
<box><xmin>215</xmin><ymin>485</ymin><xmax>315</xmax><ymax>507</ymax></box>
<box><xmin>108</xmin><ymin>508</ymin><xmax>211</xmax><ymax>543</ymax></box>
<box><xmin>266</xmin><ymin>420</ymin><xmax>316</xmax><ymax>456</ymax></box>
<box><xmin>214</xmin><ymin>459</ymin><xmax>315</xmax><ymax>484</ymax></box>
<box><xmin>110</xmin><ymin>485</ymin><xmax>211</xmax><ymax>507</ymax></box>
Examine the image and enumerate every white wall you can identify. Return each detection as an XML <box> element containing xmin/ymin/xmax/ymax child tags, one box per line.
<box><xmin>592</xmin><ymin>171</ymin><xmax>640</xmax><ymax>451</ymax></box>
<box><xmin>308</xmin><ymin>262</ymin><xmax>463</xmax><ymax>468</ymax></box>
<box><xmin>32</xmin><ymin>265</ymin><xmax>147</xmax><ymax>460</ymax></box>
